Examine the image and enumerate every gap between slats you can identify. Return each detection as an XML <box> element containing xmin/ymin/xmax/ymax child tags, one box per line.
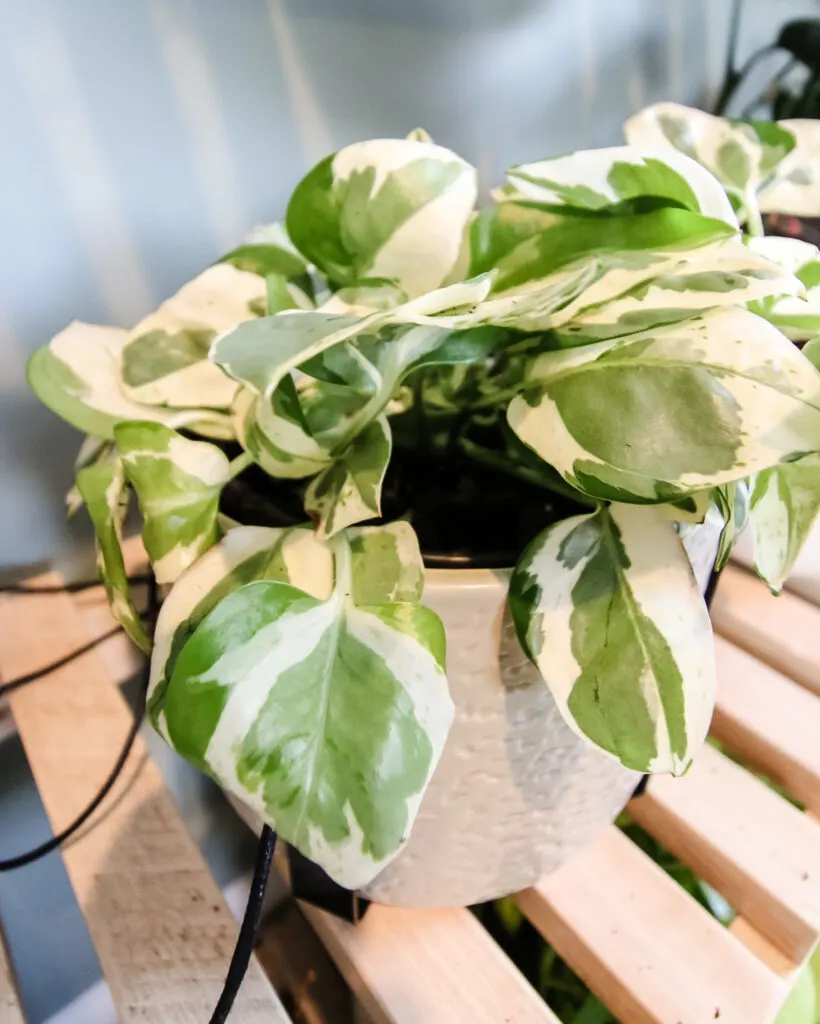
<box><xmin>712</xmin><ymin>636</ymin><xmax>820</xmax><ymax>815</ymax></box>
<box><xmin>628</xmin><ymin>743</ymin><xmax>820</xmax><ymax>963</ymax></box>
<box><xmin>515</xmin><ymin>826</ymin><xmax>787</xmax><ymax>1024</ymax></box>
<box><xmin>711</xmin><ymin>566</ymin><xmax>820</xmax><ymax>697</ymax></box>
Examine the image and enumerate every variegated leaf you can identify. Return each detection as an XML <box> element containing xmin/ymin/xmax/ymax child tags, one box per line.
<box><xmin>66</xmin><ymin>435</ymin><xmax>113</xmax><ymax>516</ymax></box>
<box><xmin>348</xmin><ymin>521</ymin><xmax>425</xmax><ymax>604</ymax></box>
<box><xmin>711</xmin><ymin>480</ymin><xmax>750</xmax><ymax>571</ymax></box>
<box><xmin>161</xmin><ymin>530</ymin><xmax>451</xmax><ymax>887</ymax></box>
<box><xmin>319</xmin><ymin>279</ymin><xmax>408</xmax><ymax>316</ymax></box>
<box><xmin>561</xmin><ymin>240</ymin><xmax>803</xmax><ymax>342</ymax></box>
<box><xmin>27</xmin><ymin>322</ymin><xmax>236</xmax><ymax>441</ymax></box>
<box><xmin>624</xmin><ymin>104</ymin><xmax>820</xmax><ymax>222</ymax></box>
<box><xmin>115</xmin><ymin>421</ymin><xmax>230</xmax><ymax>583</ymax></box>
<box><xmin>747</xmin><ymin>237</ymin><xmax>820</xmax><ymax>341</ymax></box>
<box><xmin>209</xmin><ymin>276</ymin><xmax>494</xmax><ymax>402</ymax></box>
<box><xmin>468</xmin><ymin>200</ymin><xmax>737</xmax><ymax>294</ymax></box>
<box><xmin>757</xmin><ymin>120</ymin><xmax>820</xmax><ymax>216</ymax></box>
<box><xmin>305</xmin><ymin>417</ymin><xmax>392</xmax><ymax>537</ymax></box>
<box><xmin>233</xmin><ymin>379</ymin><xmax>332</xmax><ymax>480</ymax></box>
<box><xmin>286</xmin><ymin>137</ymin><xmax>477</xmax><ymax>297</ymax></box>
<box><xmin>147</xmin><ymin>524</ymin><xmax>334</xmax><ymax>736</ymax></box>
<box><xmin>749</xmin><ymin>453</ymin><xmax>820</xmax><ymax>593</ymax></box>
<box><xmin>121</xmin><ymin>264</ymin><xmax>265</xmax><ymax>409</ymax></box>
<box><xmin>508</xmin><ymin>307</ymin><xmax>820</xmax><ymax>504</ymax></box>
<box><xmin>508</xmin><ymin>504</ymin><xmax>714</xmax><ymax>774</ymax></box>
<box><xmin>508</xmin><ymin>146</ymin><xmax>737</xmax><ymax>224</ymax></box>
<box><xmin>75</xmin><ymin>459</ymin><xmax>151</xmax><ymax>653</ymax></box>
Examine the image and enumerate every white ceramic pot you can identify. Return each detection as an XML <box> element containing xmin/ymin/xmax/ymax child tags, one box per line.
<box><xmin>231</xmin><ymin>519</ymin><xmax>719</xmax><ymax>908</ymax></box>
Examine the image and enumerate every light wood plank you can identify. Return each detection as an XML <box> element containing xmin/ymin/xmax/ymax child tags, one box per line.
<box><xmin>629</xmin><ymin>744</ymin><xmax>820</xmax><ymax>962</ymax></box>
<box><xmin>0</xmin><ymin>581</ymin><xmax>290</xmax><ymax>1024</ymax></box>
<box><xmin>712</xmin><ymin>566</ymin><xmax>820</xmax><ymax>696</ymax></box>
<box><xmin>302</xmin><ymin>902</ymin><xmax>558</xmax><ymax>1024</ymax></box>
<box><xmin>0</xmin><ymin>923</ymin><xmax>25</xmax><ymax>1024</ymax></box>
<box><xmin>712</xmin><ymin>637</ymin><xmax>820</xmax><ymax>813</ymax></box>
<box><xmin>515</xmin><ymin>826</ymin><xmax>786</xmax><ymax>1024</ymax></box>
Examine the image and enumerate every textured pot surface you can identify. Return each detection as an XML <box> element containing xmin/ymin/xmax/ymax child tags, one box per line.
<box><xmin>231</xmin><ymin>520</ymin><xmax>718</xmax><ymax>908</ymax></box>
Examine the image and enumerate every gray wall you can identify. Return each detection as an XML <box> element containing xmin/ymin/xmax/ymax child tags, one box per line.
<box><xmin>0</xmin><ymin>0</ymin><xmax>816</xmax><ymax>569</ymax></box>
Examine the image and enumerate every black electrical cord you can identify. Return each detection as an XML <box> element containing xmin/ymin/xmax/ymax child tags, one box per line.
<box><xmin>0</xmin><ymin>687</ymin><xmax>147</xmax><ymax>871</ymax></box>
<box><xmin>0</xmin><ymin>577</ymin><xmax>158</xmax><ymax>872</ymax></box>
<box><xmin>208</xmin><ymin>826</ymin><xmax>277</xmax><ymax>1024</ymax></box>
<box><xmin>0</xmin><ymin>573</ymin><xmax>152</xmax><ymax>595</ymax></box>
<box><xmin>0</xmin><ymin>625</ymin><xmax>124</xmax><ymax>698</ymax></box>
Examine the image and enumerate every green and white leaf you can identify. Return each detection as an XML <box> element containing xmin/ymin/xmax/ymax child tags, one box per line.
<box><xmin>218</xmin><ymin>221</ymin><xmax>312</xmax><ymax>279</ymax></box>
<box><xmin>624</xmin><ymin>103</ymin><xmax>792</xmax><ymax>219</ymax></box>
<box><xmin>233</xmin><ymin>380</ymin><xmax>332</xmax><ymax>480</ymax></box>
<box><xmin>564</xmin><ymin>240</ymin><xmax>803</xmax><ymax>340</ymax></box>
<box><xmin>147</xmin><ymin>524</ymin><xmax>334</xmax><ymax>737</ymax></box>
<box><xmin>319</xmin><ymin>280</ymin><xmax>408</xmax><ymax>316</ymax></box>
<box><xmin>75</xmin><ymin>458</ymin><xmax>151</xmax><ymax>654</ymax></box>
<box><xmin>747</xmin><ymin>237</ymin><xmax>820</xmax><ymax>341</ymax></box>
<box><xmin>757</xmin><ymin>119</ymin><xmax>820</xmax><ymax>216</ymax></box>
<box><xmin>469</xmin><ymin>200</ymin><xmax>737</xmax><ymax>295</ymax></box>
<box><xmin>66</xmin><ymin>435</ymin><xmax>113</xmax><ymax>516</ymax></box>
<box><xmin>348</xmin><ymin>521</ymin><xmax>425</xmax><ymax>604</ymax></box>
<box><xmin>161</xmin><ymin>532</ymin><xmax>451</xmax><ymax>887</ymax></box>
<box><xmin>305</xmin><ymin>417</ymin><xmax>392</xmax><ymax>537</ymax></box>
<box><xmin>27</xmin><ymin>323</ymin><xmax>185</xmax><ymax>439</ymax></box>
<box><xmin>749</xmin><ymin>453</ymin><xmax>820</xmax><ymax>593</ymax></box>
<box><xmin>711</xmin><ymin>480</ymin><xmax>750</xmax><ymax>571</ymax></box>
<box><xmin>508</xmin><ymin>145</ymin><xmax>737</xmax><ymax>225</ymax></box>
<box><xmin>286</xmin><ymin>137</ymin><xmax>477</xmax><ymax>297</ymax></box>
<box><xmin>210</xmin><ymin>275</ymin><xmax>494</xmax><ymax>401</ymax></box>
<box><xmin>509</xmin><ymin>307</ymin><xmax>820</xmax><ymax>504</ymax></box>
<box><xmin>508</xmin><ymin>503</ymin><xmax>715</xmax><ymax>774</ymax></box>
<box><xmin>115</xmin><ymin>421</ymin><xmax>230</xmax><ymax>583</ymax></box>
<box><xmin>121</xmin><ymin>264</ymin><xmax>265</xmax><ymax>408</ymax></box>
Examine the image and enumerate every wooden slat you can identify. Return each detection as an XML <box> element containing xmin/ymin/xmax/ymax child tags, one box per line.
<box><xmin>0</xmin><ymin>581</ymin><xmax>290</xmax><ymax>1024</ymax></box>
<box><xmin>515</xmin><ymin>826</ymin><xmax>786</xmax><ymax>1024</ymax></box>
<box><xmin>302</xmin><ymin>902</ymin><xmax>558</xmax><ymax>1024</ymax></box>
<box><xmin>712</xmin><ymin>566</ymin><xmax>820</xmax><ymax>696</ymax></box>
<box><xmin>0</xmin><ymin>923</ymin><xmax>25</xmax><ymax>1024</ymax></box>
<box><xmin>729</xmin><ymin>919</ymin><xmax>805</xmax><ymax>983</ymax></box>
<box><xmin>629</xmin><ymin>743</ymin><xmax>820</xmax><ymax>962</ymax></box>
<box><xmin>712</xmin><ymin>637</ymin><xmax>820</xmax><ymax>814</ymax></box>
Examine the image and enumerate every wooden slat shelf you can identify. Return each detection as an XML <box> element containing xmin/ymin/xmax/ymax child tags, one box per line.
<box><xmin>1</xmin><ymin>558</ymin><xmax>819</xmax><ymax>1023</ymax></box>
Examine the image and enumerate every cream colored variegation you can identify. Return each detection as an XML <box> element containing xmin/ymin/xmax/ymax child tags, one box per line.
<box><xmin>511</xmin><ymin>505</ymin><xmax>714</xmax><ymax>774</ymax></box>
<box><xmin>329</xmin><ymin>138</ymin><xmax>477</xmax><ymax>297</ymax></box>
<box><xmin>748</xmin><ymin>453</ymin><xmax>820</xmax><ymax>593</ymax></box>
<box><xmin>121</xmin><ymin>264</ymin><xmax>265</xmax><ymax>409</ymax></box>
<box><xmin>508</xmin><ymin>145</ymin><xmax>737</xmax><ymax>225</ymax></box>
<box><xmin>510</xmin><ymin>307</ymin><xmax>820</xmax><ymax>501</ymax></box>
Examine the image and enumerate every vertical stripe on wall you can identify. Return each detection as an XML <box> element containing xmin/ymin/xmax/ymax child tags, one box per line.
<box><xmin>147</xmin><ymin>0</ymin><xmax>247</xmax><ymax>252</ymax></box>
<box><xmin>266</xmin><ymin>0</ymin><xmax>334</xmax><ymax>166</ymax></box>
<box><xmin>13</xmin><ymin>15</ymin><xmax>154</xmax><ymax>325</ymax></box>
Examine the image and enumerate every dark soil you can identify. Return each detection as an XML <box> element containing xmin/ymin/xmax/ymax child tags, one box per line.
<box><xmin>220</xmin><ymin>441</ymin><xmax>587</xmax><ymax>570</ymax></box>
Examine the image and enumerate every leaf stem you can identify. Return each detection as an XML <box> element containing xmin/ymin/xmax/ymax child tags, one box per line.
<box><xmin>330</xmin><ymin>532</ymin><xmax>353</xmax><ymax>599</ymax></box>
<box><xmin>227</xmin><ymin>450</ymin><xmax>254</xmax><ymax>481</ymax></box>
<box><xmin>744</xmin><ymin>199</ymin><xmax>765</xmax><ymax>238</ymax></box>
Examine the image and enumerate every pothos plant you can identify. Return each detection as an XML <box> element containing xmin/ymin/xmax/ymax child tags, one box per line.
<box><xmin>27</xmin><ymin>110</ymin><xmax>820</xmax><ymax>888</ymax></box>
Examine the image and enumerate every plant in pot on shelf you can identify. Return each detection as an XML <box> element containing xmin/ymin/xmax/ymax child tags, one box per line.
<box><xmin>27</xmin><ymin>123</ymin><xmax>820</xmax><ymax>907</ymax></box>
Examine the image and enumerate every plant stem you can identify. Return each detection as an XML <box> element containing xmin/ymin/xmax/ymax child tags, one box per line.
<box><xmin>227</xmin><ymin>450</ymin><xmax>254</xmax><ymax>481</ymax></box>
<box><xmin>459</xmin><ymin>438</ymin><xmax>597</xmax><ymax>507</ymax></box>
<box><xmin>744</xmin><ymin>199</ymin><xmax>765</xmax><ymax>238</ymax></box>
